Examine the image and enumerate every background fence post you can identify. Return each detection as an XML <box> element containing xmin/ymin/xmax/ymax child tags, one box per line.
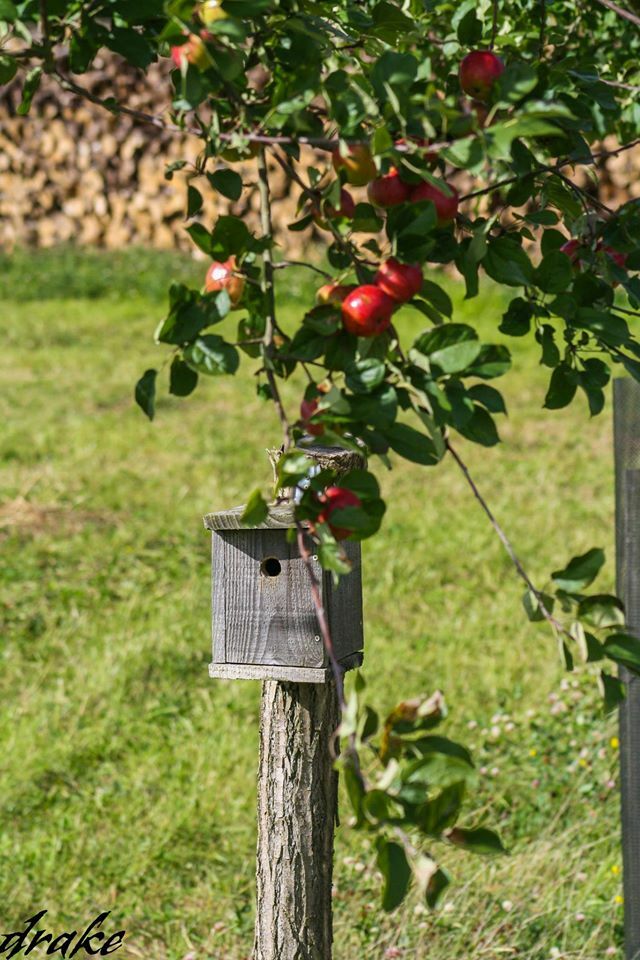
<box><xmin>613</xmin><ymin>378</ymin><xmax>640</xmax><ymax>960</ymax></box>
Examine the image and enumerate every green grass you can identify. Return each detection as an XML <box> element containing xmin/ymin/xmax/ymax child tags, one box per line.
<box><xmin>0</xmin><ymin>248</ymin><xmax>624</xmax><ymax>959</ymax></box>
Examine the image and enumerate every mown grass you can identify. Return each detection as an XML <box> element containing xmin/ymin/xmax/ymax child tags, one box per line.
<box><xmin>0</xmin><ymin>247</ymin><xmax>624</xmax><ymax>959</ymax></box>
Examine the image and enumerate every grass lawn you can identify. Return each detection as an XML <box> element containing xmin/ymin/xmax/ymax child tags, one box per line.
<box><xmin>0</xmin><ymin>248</ymin><xmax>624</xmax><ymax>959</ymax></box>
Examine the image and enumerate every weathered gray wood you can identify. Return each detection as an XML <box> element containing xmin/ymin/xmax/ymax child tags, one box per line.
<box><xmin>253</xmin><ymin>679</ymin><xmax>340</xmax><ymax>960</ymax></box>
<box><xmin>325</xmin><ymin>539</ymin><xmax>364</xmax><ymax>663</ymax></box>
<box><xmin>214</xmin><ymin>528</ymin><xmax>324</xmax><ymax>669</ymax></box>
<box><xmin>204</xmin><ymin>502</ymin><xmax>295</xmax><ymax>532</ymax></box>
<box><xmin>613</xmin><ymin>378</ymin><xmax>640</xmax><ymax>960</ymax></box>
<box><xmin>209</xmin><ymin>651</ymin><xmax>363</xmax><ymax>684</ymax></box>
<box><xmin>208</xmin><ymin>525</ymin><xmax>364</xmax><ymax>677</ymax></box>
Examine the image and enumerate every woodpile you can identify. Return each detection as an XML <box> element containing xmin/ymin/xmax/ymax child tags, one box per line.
<box><xmin>0</xmin><ymin>52</ymin><xmax>318</xmax><ymax>255</ymax></box>
<box><xmin>0</xmin><ymin>51</ymin><xmax>637</xmax><ymax>255</ymax></box>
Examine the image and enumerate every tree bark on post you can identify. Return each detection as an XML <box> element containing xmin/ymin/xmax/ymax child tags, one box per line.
<box><xmin>253</xmin><ymin>678</ymin><xmax>340</xmax><ymax>960</ymax></box>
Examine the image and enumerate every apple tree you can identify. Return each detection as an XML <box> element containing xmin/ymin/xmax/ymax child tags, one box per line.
<box><xmin>4</xmin><ymin>0</ymin><xmax>640</xmax><ymax>912</ymax></box>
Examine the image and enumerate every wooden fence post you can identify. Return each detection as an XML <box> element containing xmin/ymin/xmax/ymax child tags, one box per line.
<box><xmin>253</xmin><ymin>679</ymin><xmax>340</xmax><ymax>959</ymax></box>
<box><xmin>204</xmin><ymin>444</ymin><xmax>365</xmax><ymax>960</ymax></box>
<box><xmin>613</xmin><ymin>377</ymin><xmax>640</xmax><ymax>960</ymax></box>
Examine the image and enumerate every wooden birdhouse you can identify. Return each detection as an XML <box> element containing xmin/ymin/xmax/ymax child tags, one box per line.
<box><xmin>203</xmin><ymin>501</ymin><xmax>364</xmax><ymax>683</ymax></box>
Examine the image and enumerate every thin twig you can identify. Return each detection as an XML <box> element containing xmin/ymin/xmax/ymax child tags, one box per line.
<box><xmin>490</xmin><ymin>0</ymin><xmax>499</xmax><ymax>49</ymax></box>
<box><xmin>257</xmin><ymin>146</ymin><xmax>290</xmax><ymax>449</ymax></box>
<box><xmin>271</xmin><ymin>149</ymin><xmax>377</xmax><ymax>279</ymax></box>
<box><xmin>446</xmin><ymin>438</ymin><xmax>567</xmax><ymax>636</ymax></box>
<box><xmin>296</xmin><ymin>523</ymin><xmax>346</xmax><ymax>708</ymax></box>
<box><xmin>593</xmin><ymin>0</ymin><xmax>640</xmax><ymax>28</ymax></box>
<box><xmin>273</xmin><ymin>260</ymin><xmax>333</xmax><ymax>279</ymax></box>
<box><xmin>459</xmin><ymin>174</ymin><xmax>519</xmax><ymax>201</ymax></box>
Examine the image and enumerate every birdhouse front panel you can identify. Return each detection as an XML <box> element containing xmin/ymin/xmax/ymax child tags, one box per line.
<box><xmin>213</xmin><ymin>527</ymin><xmax>325</xmax><ymax>669</ymax></box>
<box><xmin>204</xmin><ymin>502</ymin><xmax>364</xmax><ymax>682</ymax></box>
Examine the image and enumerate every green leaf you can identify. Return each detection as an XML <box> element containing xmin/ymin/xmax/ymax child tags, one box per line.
<box><xmin>534</xmin><ymin>254</ymin><xmax>573</xmax><ymax>294</ymax></box>
<box><xmin>341</xmin><ymin>757</ymin><xmax>366</xmax><ymax>826</ymax></box>
<box><xmin>500</xmin><ymin>296</ymin><xmax>533</xmax><ymax>337</ymax></box>
<box><xmin>0</xmin><ymin>54</ymin><xmax>17</xmax><ymax>84</ymax></box>
<box><xmin>484</xmin><ymin>237</ymin><xmax>533</xmax><ymax>287</ymax></box>
<box><xmin>384</xmin><ymin>423</ymin><xmax>438</xmax><ymax>465</ymax></box>
<box><xmin>415</xmin><ymin>782</ymin><xmax>465</xmax><ymax>836</ymax></box>
<box><xmin>345</xmin><ymin>358</ymin><xmax>386</xmax><ymax>394</ymax></box>
<box><xmin>17</xmin><ymin>67</ymin><xmax>42</xmax><ymax>116</ymax></box>
<box><xmin>457</xmin><ymin>8</ymin><xmax>482</xmax><ymax>44</ymax></box>
<box><xmin>467</xmin><ymin>384</ymin><xmax>506</xmax><ymax>414</ymax></box>
<box><xmin>420</xmin><ymin>280</ymin><xmax>453</xmax><ymax>318</ymax></box>
<box><xmin>375</xmin><ymin>838</ymin><xmax>412</xmax><ymax>912</ymax></box>
<box><xmin>186</xmin><ymin>223</ymin><xmax>213</xmax><ymax>256</ymax></box>
<box><xmin>496</xmin><ymin>62</ymin><xmax>538</xmax><ymax>102</ymax></box>
<box><xmin>183</xmin><ymin>335</ymin><xmax>239</xmax><ymax>376</ymax></box>
<box><xmin>317</xmin><ymin>539</ymin><xmax>352</xmax><ymax>575</ymax></box>
<box><xmin>604</xmin><ymin>634</ymin><xmax>640</xmax><ymax>675</ymax></box>
<box><xmin>448</xmin><ymin>826</ymin><xmax>506</xmax><ymax>855</ymax></box>
<box><xmin>339</xmin><ymin>470</ymin><xmax>380</xmax><ymax>501</ymax></box>
<box><xmin>371</xmin><ymin>50</ymin><xmax>417</xmax><ymax>97</ymax></box>
<box><xmin>578</xmin><ymin>594</ymin><xmax>625</xmax><ymax>629</ymax></box>
<box><xmin>210</xmin><ymin>215</ymin><xmax>252</xmax><ymax>258</ymax></box>
<box><xmin>414</xmin><ymin>324</ymin><xmax>480</xmax><ymax>375</ymax></box>
<box><xmin>522</xmin><ymin>588</ymin><xmax>555</xmax><ymax>622</ymax></box>
<box><xmin>169</xmin><ymin>357</ymin><xmax>198</xmax><ymax>397</ymax></box>
<box><xmin>135</xmin><ymin>368</ymin><xmax>157</xmax><ymax>421</ymax></box>
<box><xmin>467</xmin><ymin>345</ymin><xmax>511</xmax><ymax>380</ymax></box>
<box><xmin>544</xmin><ymin>363</ymin><xmax>577</xmax><ymax>410</ymax></box>
<box><xmin>425</xmin><ymin>866</ymin><xmax>450</xmax><ymax>908</ymax></box>
<box><xmin>458</xmin><ymin>406</ymin><xmax>500</xmax><ymax>446</ymax></box>
<box><xmin>208</xmin><ymin>168</ymin><xmax>243</xmax><ymax>201</ymax></box>
<box><xmin>187</xmin><ymin>185</ymin><xmax>203</xmax><ymax>219</ymax></box>
<box><xmin>242</xmin><ymin>489</ymin><xmax>269</xmax><ymax>527</ymax></box>
<box><xmin>278</xmin><ymin>452</ymin><xmax>314</xmax><ymax>485</ymax></box>
<box><xmin>551</xmin><ymin>548</ymin><xmax>605</xmax><ymax>592</ymax></box>
<box><xmin>599</xmin><ymin>671</ymin><xmax>626</xmax><ymax>713</ymax></box>
<box><xmin>0</xmin><ymin>0</ymin><xmax>18</xmax><ymax>20</ymax></box>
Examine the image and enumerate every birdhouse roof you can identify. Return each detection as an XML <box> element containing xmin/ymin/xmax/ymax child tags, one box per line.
<box><xmin>203</xmin><ymin>502</ymin><xmax>296</xmax><ymax>531</ymax></box>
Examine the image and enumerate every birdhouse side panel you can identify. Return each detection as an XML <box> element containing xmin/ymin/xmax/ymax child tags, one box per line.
<box><xmin>211</xmin><ymin>528</ymin><xmax>227</xmax><ymax>664</ymax></box>
<box><xmin>213</xmin><ymin>529</ymin><xmax>325</xmax><ymax>669</ymax></box>
<box><xmin>325</xmin><ymin>540</ymin><xmax>364</xmax><ymax>664</ymax></box>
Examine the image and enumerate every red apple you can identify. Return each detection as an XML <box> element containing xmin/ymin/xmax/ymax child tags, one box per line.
<box><xmin>459</xmin><ymin>50</ymin><xmax>505</xmax><ymax>102</ymax></box>
<box><xmin>411</xmin><ymin>180</ymin><xmax>459</xmax><ymax>225</ymax></box>
<box><xmin>300</xmin><ymin>397</ymin><xmax>324</xmax><ymax>437</ymax></box>
<box><xmin>171</xmin><ymin>33</ymin><xmax>210</xmax><ymax>70</ymax></box>
<box><xmin>313</xmin><ymin>188</ymin><xmax>356</xmax><ymax>229</ymax></box>
<box><xmin>600</xmin><ymin>244</ymin><xmax>627</xmax><ymax>270</ymax></box>
<box><xmin>560</xmin><ymin>238</ymin><xmax>583</xmax><ymax>267</ymax></box>
<box><xmin>331</xmin><ymin>144</ymin><xmax>376</xmax><ymax>187</ymax></box>
<box><xmin>375</xmin><ymin>258</ymin><xmax>423</xmax><ymax>303</ymax></box>
<box><xmin>560</xmin><ymin>239</ymin><xmax>627</xmax><ymax>285</ymax></box>
<box><xmin>342</xmin><ymin>285</ymin><xmax>395</xmax><ymax>337</ymax></box>
<box><xmin>317</xmin><ymin>486</ymin><xmax>362</xmax><ymax>541</ymax></box>
<box><xmin>204</xmin><ymin>256</ymin><xmax>245</xmax><ymax>307</ymax></box>
<box><xmin>367</xmin><ymin>169</ymin><xmax>410</xmax><ymax>208</ymax></box>
<box><xmin>316</xmin><ymin>283</ymin><xmax>356</xmax><ymax>306</ymax></box>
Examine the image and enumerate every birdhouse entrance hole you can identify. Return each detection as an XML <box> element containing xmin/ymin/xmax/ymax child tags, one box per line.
<box><xmin>261</xmin><ymin>556</ymin><xmax>282</xmax><ymax>578</ymax></box>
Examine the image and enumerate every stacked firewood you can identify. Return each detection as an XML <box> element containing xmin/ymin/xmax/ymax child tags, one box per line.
<box><xmin>0</xmin><ymin>51</ymin><xmax>637</xmax><ymax>254</ymax></box>
<box><xmin>0</xmin><ymin>52</ymin><xmax>317</xmax><ymax>255</ymax></box>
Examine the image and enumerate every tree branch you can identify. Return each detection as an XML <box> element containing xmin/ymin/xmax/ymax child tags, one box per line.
<box><xmin>257</xmin><ymin>146</ymin><xmax>290</xmax><ymax>449</ymax></box>
<box><xmin>490</xmin><ymin>0</ymin><xmax>499</xmax><ymax>49</ymax></box>
<box><xmin>445</xmin><ymin>438</ymin><xmax>568</xmax><ymax>637</ymax></box>
<box><xmin>593</xmin><ymin>0</ymin><xmax>640</xmax><ymax>28</ymax></box>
